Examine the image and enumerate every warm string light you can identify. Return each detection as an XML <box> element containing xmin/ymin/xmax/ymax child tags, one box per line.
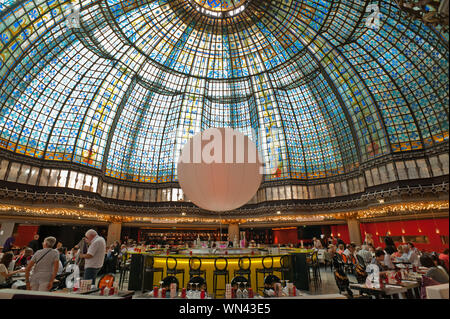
<box><xmin>0</xmin><ymin>200</ymin><xmax>447</xmax><ymax>225</ymax></box>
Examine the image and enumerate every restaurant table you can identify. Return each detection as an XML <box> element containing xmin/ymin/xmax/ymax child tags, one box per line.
<box><xmin>384</xmin><ymin>280</ymin><xmax>421</xmax><ymax>299</ymax></box>
<box><xmin>0</xmin><ymin>288</ymin><xmax>134</xmax><ymax>299</ymax></box>
<box><xmin>255</xmin><ymin>293</ymin><xmax>346</xmax><ymax>299</ymax></box>
<box><xmin>349</xmin><ymin>283</ymin><xmax>407</xmax><ymax>299</ymax></box>
<box><xmin>426</xmin><ymin>283</ymin><xmax>449</xmax><ymax>299</ymax></box>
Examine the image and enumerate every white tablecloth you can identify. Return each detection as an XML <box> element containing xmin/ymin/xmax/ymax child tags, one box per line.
<box><xmin>426</xmin><ymin>284</ymin><xmax>449</xmax><ymax>299</ymax></box>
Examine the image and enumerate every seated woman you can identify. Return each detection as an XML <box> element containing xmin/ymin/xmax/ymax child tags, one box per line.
<box><xmin>392</xmin><ymin>246</ymin><xmax>403</xmax><ymax>259</ymax></box>
<box><xmin>0</xmin><ymin>252</ymin><xmax>25</xmax><ymax>287</ymax></box>
<box><xmin>420</xmin><ymin>255</ymin><xmax>449</xmax><ymax>284</ymax></box>
<box><xmin>14</xmin><ymin>247</ymin><xmax>33</xmax><ymax>270</ymax></box>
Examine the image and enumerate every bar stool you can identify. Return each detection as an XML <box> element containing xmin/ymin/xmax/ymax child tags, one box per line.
<box><xmin>213</xmin><ymin>257</ymin><xmax>229</xmax><ymax>298</ymax></box>
<box><xmin>189</xmin><ymin>257</ymin><xmax>206</xmax><ymax>280</ymax></box>
<box><xmin>234</xmin><ymin>257</ymin><xmax>251</xmax><ymax>285</ymax></box>
<box><xmin>307</xmin><ymin>251</ymin><xmax>321</xmax><ymax>288</ymax></box>
<box><xmin>143</xmin><ymin>256</ymin><xmax>164</xmax><ymax>291</ymax></box>
<box><xmin>273</xmin><ymin>255</ymin><xmax>290</xmax><ymax>280</ymax></box>
<box><xmin>256</xmin><ymin>256</ymin><xmax>274</xmax><ymax>294</ymax></box>
<box><xmin>166</xmin><ymin>256</ymin><xmax>185</xmax><ymax>289</ymax></box>
<box><xmin>118</xmin><ymin>253</ymin><xmax>131</xmax><ymax>290</ymax></box>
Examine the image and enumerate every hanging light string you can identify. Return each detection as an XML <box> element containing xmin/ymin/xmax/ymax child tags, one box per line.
<box><xmin>0</xmin><ymin>201</ymin><xmax>447</xmax><ymax>224</ymax></box>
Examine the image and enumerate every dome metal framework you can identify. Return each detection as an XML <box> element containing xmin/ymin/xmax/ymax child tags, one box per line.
<box><xmin>0</xmin><ymin>0</ymin><xmax>448</xmax><ymax>195</ymax></box>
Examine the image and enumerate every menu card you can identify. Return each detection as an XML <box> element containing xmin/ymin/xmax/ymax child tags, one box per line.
<box><xmin>80</xmin><ymin>280</ymin><xmax>92</xmax><ymax>293</ymax></box>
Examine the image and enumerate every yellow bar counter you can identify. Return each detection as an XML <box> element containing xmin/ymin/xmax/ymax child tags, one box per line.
<box><xmin>125</xmin><ymin>248</ymin><xmax>313</xmax><ymax>296</ymax></box>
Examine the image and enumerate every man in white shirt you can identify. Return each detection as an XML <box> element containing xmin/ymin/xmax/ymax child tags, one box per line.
<box><xmin>79</xmin><ymin>229</ymin><xmax>106</xmax><ymax>285</ymax></box>
<box><xmin>312</xmin><ymin>237</ymin><xmax>323</xmax><ymax>249</ymax></box>
<box><xmin>343</xmin><ymin>244</ymin><xmax>356</xmax><ymax>257</ymax></box>
<box><xmin>397</xmin><ymin>244</ymin><xmax>420</xmax><ymax>266</ymax></box>
<box><xmin>357</xmin><ymin>245</ymin><xmax>373</xmax><ymax>265</ymax></box>
<box><xmin>383</xmin><ymin>250</ymin><xmax>395</xmax><ymax>270</ymax></box>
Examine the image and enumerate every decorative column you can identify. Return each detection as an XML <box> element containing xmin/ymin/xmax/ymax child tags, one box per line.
<box><xmin>106</xmin><ymin>222</ymin><xmax>122</xmax><ymax>247</ymax></box>
<box><xmin>346</xmin><ymin>217</ymin><xmax>362</xmax><ymax>245</ymax></box>
<box><xmin>228</xmin><ymin>223</ymin><xmax>239</xmax><ymax>244</ymax></box>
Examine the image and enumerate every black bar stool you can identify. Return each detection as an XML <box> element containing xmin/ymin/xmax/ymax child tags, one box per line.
<box><xmin>234</xmin><ymin>256</ymin><xmax>251</xmax><ymax>285</ymax></box>
<box><xmin>273</xmin><ymin>255</ymin><xmax>290</xmax><ymax>280</ymax></box>
<box><xmin>256</xmin><ymin>256</ymin><xmax>274</xmax><ymax>294</ymax></box>
<box><xmin>213</xmin><ymin>257</ymin><xmax>229</xmax><ymax>298</ymax></box>
<box><xmin>118</xmin><ymin>253</ymin><xmax>130</xmax><ymax>290</ymax></box>
<box><xmin>166</xmin><ymin>256</ymin><xmax>185</xmax><ymax>289</ymax></box>
<box><xmin>143</xmin><ymin>256</ymin><xmax>164</xmax><ymax>291</ymax></box>
<box><xmin>189</xmin><ymin>257</ymin><xmax>206</xmax><ymax>280</ymax></box>
<box><xmin>307</xmin><ymin>251</ymin><xmax>321</xmax><ymax>288</ymax></box>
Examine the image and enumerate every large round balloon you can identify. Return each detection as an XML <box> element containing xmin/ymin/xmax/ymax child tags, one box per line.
<box><xmin>177</xmin><ymin>127</ymin><xmax>263</xmax><ymax>212</ymax></box>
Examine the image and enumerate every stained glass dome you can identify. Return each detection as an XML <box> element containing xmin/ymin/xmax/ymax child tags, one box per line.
<box><xmin>192</xmin><ymin>0</ymin><xmax>248</xmax><ymax>14</ymax></box>
<box><xmin>0</xmin><ymin>0</ymin><xmax>448</xmax><ymax>185</ymax></box>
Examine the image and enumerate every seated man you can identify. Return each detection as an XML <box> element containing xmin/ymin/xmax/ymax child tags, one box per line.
<box><xmin>357</xmin><ymin>245</ymin><xmax>373</xmax><ymax>265</ymax></box>
<box><xmin>407</xmin><ymin>242</ymin><xmax>421</xmax><ymax>257</ymax></box>
<box><xmin>397</xmin><ymin>244</ymin><xmax>420</xmax><ymax>266</ymax></box>
<box><xmin>343</xmin><ymin>243</ymin><xmax>356</xmax><ymax>257</ymax></box>
<box><xmin>383</xmin><ymin>249</ymin><xmax>395</xmax><ymax>270</ymax></box>
<box><xmin>312</xmin><ymin>237</ymin><xmax>323</xmax><ymax>249</ymax></box>
<box><xmin>368</xmin><ymin>249</ymin><xmax>389</xmax><ymax>272</ymax></box>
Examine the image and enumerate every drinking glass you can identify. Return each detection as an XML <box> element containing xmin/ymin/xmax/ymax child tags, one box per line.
<box><xmin>194</xmin><ymin>283</ymin><xmax>200</xmax><ymax>298</ymax></box>
<box><xmin>236</xmin><ymin>282</ymin><xmax>243</xmax><ymax>298</ymax></box>
<box><xmin>187</xmin><ymin>283</ymin><xmax>193</xmax><ymax>299</ymax></box>
<box><xmin>242</xmin><ymin>282</ymin><xmax>248</xmax><ymax>299</ymax></box>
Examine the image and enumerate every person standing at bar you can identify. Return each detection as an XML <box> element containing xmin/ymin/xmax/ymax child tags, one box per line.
<box><xmin>28</xmin><ymin>234</ymin><xmax>41</xmax><ymax>253</ymax></box>
<box><xmin>25</xmin><ymin>236</ymin><xmax>59</xmax><ymax>291</ymax></box>
<box><xmin>2</xmin><ymin>233</ymin><xmax>16</xmax><ymax>253</ymax></box>
<box><xmin>78</xmin><ymin>229</ymin><xmax>106</xmax><ymax>286</ymax></box>
<box><xmin>384</xmin><ymin>232</ymin><xmax>396</xmax><ymax>255</ymax></box>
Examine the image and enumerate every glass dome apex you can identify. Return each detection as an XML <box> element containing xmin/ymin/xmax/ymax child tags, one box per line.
<box><xmin>191</xmin><ymin>0</ymin><xmax>249</xmax><ymax>17</ymax></box>
<box><xmin>0</xmin><ymin>0</ymin><xmax>448</xmax><ymax>185</ymax></box>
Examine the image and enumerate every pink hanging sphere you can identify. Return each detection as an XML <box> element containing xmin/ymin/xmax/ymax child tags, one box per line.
<box><xmin>177</xmin><ymin>127</ymin><xmax>263</xmax><ymax>212</ymax></box>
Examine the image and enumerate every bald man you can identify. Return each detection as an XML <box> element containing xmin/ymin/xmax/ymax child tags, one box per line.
<box><xmin>79</xmin><ymin>229</ymin><xmax>106</xmax><ymax>285</ymax></box>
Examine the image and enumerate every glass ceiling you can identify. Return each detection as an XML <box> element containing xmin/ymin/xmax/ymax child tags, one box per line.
<box><xmin>0</xmin><ymin>0</ymin><xmax>448</xmax><ymax>184</ymax></box>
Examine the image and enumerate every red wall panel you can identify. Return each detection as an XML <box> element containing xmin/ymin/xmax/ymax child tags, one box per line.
<box><xmin>360</xmin><ymin>218</ymin><xmax>448</xmax><ymax>253</ymax></box>
<box><xmin>330</xmin><ymin>224</ymin><xmax>350</xmax><ymax>244</ymax></box>
<box><xmin>273</xmin><ymin>228</ymin><xmax>298</xmax><ymax>245</ymax></box>
<box><xmin>15</xmin><ymin>225</ymin><xmax>39</xmax><ymax>248</ymax></box>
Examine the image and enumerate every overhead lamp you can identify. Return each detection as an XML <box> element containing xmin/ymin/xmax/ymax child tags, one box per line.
<box><xmin>276</xmin><ymin>211</ymin><xmax>281</xmax><ymax>215</ymax></box>
<box><xmin>181</xmin><ymin>212</ymin><xmax>186</xmax><ymax>216</ymax></box>
<box><xmin>78</xmin><ymin>203</ymin><xmax>84</xmax><ymax>208</ymax></box>
<box><xmin>378</xmin><ymin>199</ymin><xmax>385</xmax><ymax>204</ymax></box>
